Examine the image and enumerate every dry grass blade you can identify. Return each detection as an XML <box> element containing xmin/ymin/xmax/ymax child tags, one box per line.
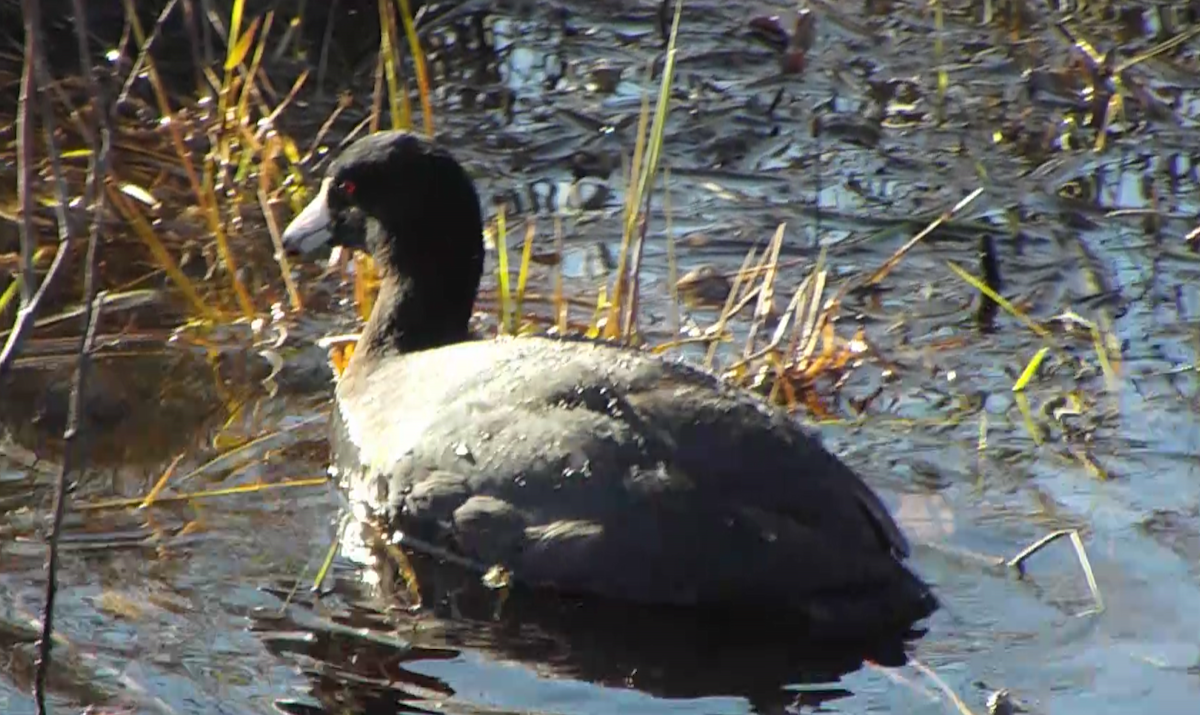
<box><xmin>139</xmin><ymin>453</ymin><xmax>187</xmax><ymax>508</ymax></box>
<box><xmin>119</xmin><ymin>0</ymin><xmax>256</xmax><ymax>320</ymax></box>
<box><xmin>1116</xmin><ymin>23</ymin><xmax>1200</xmax><ymax>72</ymax></box>
<box><xmin>23</xmin><ymin>0</ymin><xmax>94</xmax><ymax>706</ymax></box>
<box><xmin>1013</xmin><ymin>392</ymin><xmax>1044</xmax><ymax>445</ymax></box>
<box><xmin>724</xmin><ymin>270</ymin><xmax>813</xmax><ymax>378</ymax></box>
<box><xmin>744</xmin><ymin>223</ymin><xmax>786</xmax><ymax>359</ymax></box>
<box><xmin>234</xmin><ymin>13</ymin><xmax>273</xmax><ymax>145</ymax></box>
<box><xmin>370</xmin><ymin>45</ymin><xmax>386</xmax><ymax>132</ymax></box>
<box><xmin>35</xmin><ymin>290</ymin><xmax>104</xmax><ymax>715</ymax></box>
<box><xmin>0</xmin><ymin>0</ymin><xmax>82</xmax><ymax>380</ymax></box>
<box><xmin>224</xmin><ymin>0</ymin><xmax>251</xmax><ymax>69</ymax></box>
<box><xmin>793</xmin><ymin>250</ymin><xmax>828</xmax><ymax>366</ymax></box>
<box><xmin>1088</xmin><ymin>322</ymin><xmax>1118</xmax><ymax>392</ymax></box>
<box><xmin>15</xmin><ymin>18</ymin><xmax>34</xmax><ymax>308</ymax></box>
<box><xmin>1092</xmin><ymin>91</ymin><xmax>1122</xmax><ymax>153</ymax></box>
<box><xmin>704</xmin><ymin>245</ymin><xmax>759</xmax><ymax>369</ymax></box>
<box><xmin>275</xmin><ymin>513</ymin><xmax>347</xmax><ymax>609</ymax></box>
<box><xmin>945</xmin><ymin>260</ymin><xmax>1057</xmax><ymax>345</ymax></box>
<box><xmin>29</xmin><ymin>34</ymin><xmax>108</xmax><ymax>693</ymax></box>
<box><xmin>255</xmin><ymin>69</ymin><xmax>310</xmax><ymax>145</ymax></box>
<box><xmin>0</xmin><ymin>280</ymin><xmax>19</xmax><ymax>318</ymax></box>
<box><xmin>1007</xmin><ymin>529</ymin><xmax>1105</xmax><ymax>616</ymax></box>
<box><xmin>1068</xmin><ymin>530</ymin><xmax>1105</xmax><ymax>614</ymax></box>
<box><xmin>862</xmin><ymin>187</ymin><xmax>985</xmax><ymax>288</ymax></box>
<box><xmin>310</xmin><ymin>519</ymin><xmax>345</xmax><ymax>594</ymax></box>
<box><xmin>625</xmin><ymin>0</ymin><xmax>684</xmax><ymax>338</ymax></box>
<box><xmin>908</xmin><ymin>657</ymin><xmax>979</xmax><ymax>715</ymax></box>
<box><xmin>173</xmin><ymin>414</ymin><xmax>325</xmax><ymax>484</ymax></box>
<box><xmin>0</xmin><ymin>27</ymin><xmax>48</xmax><ymax>379</ymax></box>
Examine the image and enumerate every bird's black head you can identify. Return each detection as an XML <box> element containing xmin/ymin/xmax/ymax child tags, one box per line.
<box><xmin>282</xmin><ymin>130</ymin><xmax>484</xmax><ymax>285</ymax></box>
<box><xmin>282</xmin><ymin>131</ymin><xmax>486</xmax><ymax>352</ymax></box>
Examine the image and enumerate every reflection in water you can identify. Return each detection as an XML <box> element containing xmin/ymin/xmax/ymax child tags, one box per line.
<box><xmin>0</xmin><ymin>349</ymin><xmax>224</xmax><ymax>471</ymax></box>
<box><xmin>251</xmin><ymin>523</ymin><xmax>928</xmax><ymax>715</ymax></box>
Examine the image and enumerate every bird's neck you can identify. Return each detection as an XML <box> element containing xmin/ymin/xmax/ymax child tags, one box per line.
<box><xmin>357</xmin><ymin>271</ymin><xmax>476</xmax><ymax>357</ymax></box>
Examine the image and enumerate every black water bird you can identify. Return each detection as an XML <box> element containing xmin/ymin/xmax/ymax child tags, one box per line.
<box><xmin>281</xmin><ymin>130</ymin><xmax>937</xmax><ymax>641</ymax></box>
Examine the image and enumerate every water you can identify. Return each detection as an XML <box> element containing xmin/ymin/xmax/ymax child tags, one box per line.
<box><xmin>3</xmin><ymin>1</ymin><xmax>1200</xmax><ymax>713</ymax></box>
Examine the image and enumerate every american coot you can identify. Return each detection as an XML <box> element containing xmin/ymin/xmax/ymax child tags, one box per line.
<box><xmin>282</xmin><ymin>130</ymin><xmax>937</xmax><ymax>640</ymax></box>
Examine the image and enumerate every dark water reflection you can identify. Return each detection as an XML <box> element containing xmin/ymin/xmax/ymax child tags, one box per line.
<box><xmin>4</xmin><ymin>0</ymin><xmax>1200</xmax><ymax>713</ymax></box>
<box><xmin>254</xmin><ymin>567</ymin><xmax>893</xmax><ymax>715</ymax></box>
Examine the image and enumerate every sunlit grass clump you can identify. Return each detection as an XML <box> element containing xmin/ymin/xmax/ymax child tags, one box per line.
<box><xmin>0</xmin><ymin>0</ymin><xmax>440</xmax><ymax>335</ymax></box>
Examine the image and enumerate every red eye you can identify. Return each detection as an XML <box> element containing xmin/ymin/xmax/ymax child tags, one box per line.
<box><xmin>341</xmin><ymin>180</ymin><xmax>357</xmax><ymax>196</ymax></box>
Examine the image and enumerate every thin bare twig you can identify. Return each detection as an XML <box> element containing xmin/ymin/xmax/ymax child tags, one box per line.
<box><xmin>179</xmin><ymin>0</ymin><xmax>214</xmax><ymax>97</ymax></box>
<box><xmin>0</xmin><ymin>0</ymin><xmax>84</xmax><ymax>381</ymax></box>
<box><xmin>317</xmin><ymin>0</ymin><xmax>341</xmax><ymax>95</ymax></box>
<box><xmin>33</xmin><ymin>0</ymin><xmax>115</xmax><ymax>710</ymax></box>
<box><xmin>34</xmin><ymin>294</ymin><xmax>104</xmax><ymax>715</ymax></box>
<box><xmin>118</xmin><ymin>0</ymin><xmax>181</xmax><ymax>104</ymax></box>
<box><xmin>15</xmin><ymin>5</ymin><xmax>35</xmax><ymax>307</ymax></box>
<box><xmin>0</xmin><ymin>1</ymin><xmax>39</xmax><ymax>379</ymax></box>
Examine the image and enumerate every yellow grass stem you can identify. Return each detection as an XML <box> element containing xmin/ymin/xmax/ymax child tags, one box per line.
<box><xmin>495</xmin><ymin>206</ymin><xmax>514</xmax><ymax>334</ymax></box>
<box><xmin>0</xmin><ymin>277</ymin><xmax>19</xmax><ymax>319</ymax></box>
<box><xmin>107</xmin><ymin>184</ymin><xmax>218</xmax><ymax>321</ymax></box>
<box><xmin>225</xmin><ymin>0</ymin><xmax>248</xmax><ymax>68</ymax></box>
<box><xmin>235</xmin><ymin>13</ymin><xmax>273</xmax><ymax>140</ymax></box>
<box><xmin>370</xmin><ymin>48</ymin><xmax>385</xmax><ymax>132</ymax></box>
<box><xmin>1013</xmin><ymin>392</ymin><xmax>1044</xmax><ymax>445</ymax></box>
<box><xmin>139</xmin><ymin>453</ymin><xmax>186</xmax><ymax>508</ymax></box>
<box><xmin>864</xmin><ymin>187</ymin><xmax>984</xmax><ymax>288</ymax></box>
<box><xmin>377</xmin><ymin>0</ymin><xmax>407</xmax><ymax>130</ymax></box>
<box><xmin>515</xmin><ymin>218</ymin><xmax>536</xmax><ymax>327</ymax></box>
<box><xmin>1089</xmin><ymin>323</ymin><xmax>1119</xmax><ymax>392</ymax></box>
<box><xmin>1011</xmin><ymin>346</ymin><xmax>1048</xmax><ymax>392</ymax></box>
<box><xmin>311</xmin><ymin>523</ymin><xmax>343</xmax><ymax>592</ymax></box>
<box><xmin>75</xmin><ymin>478</ymin><xmax>330</xmax><ymax>512</ymax></box>
<box><xmin>605</xmin><ymin>91</ymin><xmax>651</xmax><ymax>339</ymax></box>
<box><xmin>944</xmin><ymin>260</ymin><xmax>1053</xmax><ymax>341</ymax></box>
<box><xmin>121</xmin><ymin>0</ymin><xmax>255</xmax><ymax>319</ymax></box>
<box><xmin>607</xmin><ymin>0</ymin><xmax>683</xmax><ymax>338</ymax></box>
<box><xmin>395</xmin><ymin>0</ymin><xmax>435</xmax><ymax>137</ymax></box>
